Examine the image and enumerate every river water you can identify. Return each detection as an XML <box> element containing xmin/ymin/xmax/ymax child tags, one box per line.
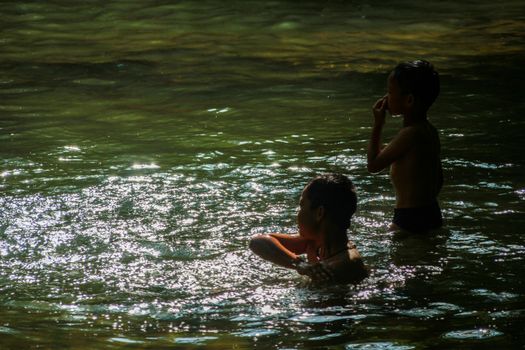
<box><xmin>1</xmin><ymin>1</ymin><xmax>524</xmax><ymax>349</ymax></box>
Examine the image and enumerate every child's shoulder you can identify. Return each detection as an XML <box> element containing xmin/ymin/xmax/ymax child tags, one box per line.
<box><xmin>324</xmin><ymin>243</ymin><xmax>367</xmax><ymax>279</ymax></box>
<box><xmin>402</xmin><ymin>120</ymin><xmax>439</xmax><ymax>140</ymax></box>
<box><xmin>329</xmin><ymin>251</ymin><xmax>368</xmax><ymax>284</ymax></box>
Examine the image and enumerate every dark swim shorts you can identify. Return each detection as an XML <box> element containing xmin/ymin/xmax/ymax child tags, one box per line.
<box><xmin>393</xmin><ymin>200</ymin><xmax>443</xmax><ymax>232</ymax></box>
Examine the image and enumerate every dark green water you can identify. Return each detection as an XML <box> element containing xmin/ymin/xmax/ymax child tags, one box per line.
<box><xmin>1</xmin><ymin>1</ymin><xmax>525</xmax><ymax>349</ymax></box>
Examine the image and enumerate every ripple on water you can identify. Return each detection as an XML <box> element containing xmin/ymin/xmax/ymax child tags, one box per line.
<box><xmin>0</xmin><ymin>326</ymin><xmax>20</xmax><ymax>335</ymax></box>
<box><xmin>291</xmin><ymin>314</ymin><xmax>356</xmax><ymax>324</ymax></box>
<box><xmin>442</xmin><ymin>328</ymin><xmax>503</xmax><ymax>340</ymax></box>
<box><xmin>309</xmin><ymin>333</ymin><xmax>342</xmax><ymax>341</ymax></box>
<box><xmin>233</xmin><ymin>328</ymin><xmax>279</xmax><ymax>337</ymax></box>
<box><xmin>73</xmin><ymin>78</ymin><xmax>116</xmax><ymax>86</ymax></box>
<box><xmin>428</xmin><ymin>302</ymin><xmax>462</xmax><ymax>313</ymax></box>
<box><xmin>108</xmin><ymin>337</ymin><xmax>145</xmax><ymax>345</ymax></box>
<box><xmin>345</xmin><ymin>342</ymin><xmax>415</xmax><ymax>349</ymax></box>
<box><xmin>173</xmin><ymin>336</ymin><xmax>219</xmax><ymax>345</ymax></box>
<box><xmin>445</xmin><ymin>159</ymin><xmax>513</xmax><ymax>170</ymax></box>
<box><xmin>470</xmin><ymin>289</ymin><xmax>520</xmax><ymax>301</ymax></box>
<box><xmin>394</xmin><ymin>307</ymin><xmax>448</xmax><ymax>319</ymax></box>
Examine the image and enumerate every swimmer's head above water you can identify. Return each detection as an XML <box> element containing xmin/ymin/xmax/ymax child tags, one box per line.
<box><xmin>387</xmin><ymin>60</ymin><xmax>440</xmax><ymax>118</ymax></box>
<box><xmin>298</xmin><ymin>173</ymin><xmax>357</xmax><ymax>241</ymax></box>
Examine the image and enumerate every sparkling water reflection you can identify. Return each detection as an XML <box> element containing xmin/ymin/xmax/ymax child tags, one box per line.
<box><xmin>1</xmin><ymin>0</ymin><xmax>525</xmax><ymax>348</ymax></box>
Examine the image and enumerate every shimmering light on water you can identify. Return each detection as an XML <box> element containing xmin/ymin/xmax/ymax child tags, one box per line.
<box><xmin>1</xmin><ymin>0</ymin><xmax>525</xmax><ymax>348</ymax></box>
<box><xmin>442</xmin><ymin>328</ymin><xmax>504</xmax><ymax>340</ymax></box>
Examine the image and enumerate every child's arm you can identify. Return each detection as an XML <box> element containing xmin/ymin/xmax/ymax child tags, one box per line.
<box><xmin>249</xmin><ymin>234</ymin><xmax>309</xmax><ymax>269</ymax></box>
<box><xmin>249</xmin><ymin>234</ymin><xmax>334</xmax><ymax>281</ymax></box>
<box><xmin>367</xmin><ymin>95</ymin><xmax>388</xmax><ymax>172</ymax></box>
<box><xmin>367</xmin><ymin>95</ymin><xmax>415</xmax><ymax>173</ymax></box>
<box><xmin>368</xmin><ymin>126</ymin><xmax>416</xmax><ymax>173</ymax></box>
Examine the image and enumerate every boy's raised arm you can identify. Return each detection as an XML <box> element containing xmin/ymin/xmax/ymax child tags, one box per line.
<box><xmin>367</xmin><ymin>96</ymin><xmax>414</xmax><ymax>173</ymax></box>
<box><xmin>368</xmin><ymin>127</ymin><xmax>415</xmax><ymax>173</ymax></box>
<box><xmin>367</xmin><ymin>96</ymin><xmax>387</xmax><ymax>173</ymax></box>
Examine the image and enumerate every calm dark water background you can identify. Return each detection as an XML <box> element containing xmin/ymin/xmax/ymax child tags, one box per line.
<box><xmin>1</xmin><ymin>0</ymin><xmax>525</xmax><ymax>349</ymax></box>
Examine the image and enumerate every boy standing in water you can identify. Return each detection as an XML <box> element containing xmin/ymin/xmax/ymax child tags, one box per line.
<box><xmin>249</xmin><ymin>174</ymin><xmax>368</xmax><ymax>285</ymax></box>
<box><xmin>367</xmin><ymin>60</ymin><xmax>443</xmax><ymax>233</ymax></box>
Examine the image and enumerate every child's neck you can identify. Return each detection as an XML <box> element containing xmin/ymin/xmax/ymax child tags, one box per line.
<box><xmin>320</xmin><ymin>229</ymin><xmax>348</xmax><ymax>259</ymax></box>
<box><xmin>403</xmin><ymin>110</ymin><xmax>427</xmax><ymax>127</ymax></box>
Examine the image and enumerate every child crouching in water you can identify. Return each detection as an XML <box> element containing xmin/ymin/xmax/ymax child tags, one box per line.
<box><xmin>249</xmin><ymin>173</ymin><xmax>368</xmax><ymax>285</ymax></box>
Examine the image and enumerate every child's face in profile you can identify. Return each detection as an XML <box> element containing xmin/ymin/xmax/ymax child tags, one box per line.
<box><xmin>297</xmin><ymin>189</ymin><xmax>317</xmax><ymax>240</ymax></box>
<box><xmin>387</xmin><ymin>72</ymin><xmax>407</xmax><ymax>116</ymax></box>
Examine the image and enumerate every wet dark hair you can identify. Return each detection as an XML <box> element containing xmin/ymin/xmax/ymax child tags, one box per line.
<box><xmin>304</xmin><ymin>173</ymin><xmax>357</xmax><ymax>232</ymax></box>
<box><xmin>393</xmin><ymin>60</ymin><xmax>440</xmax><ymax>112</ymax></box>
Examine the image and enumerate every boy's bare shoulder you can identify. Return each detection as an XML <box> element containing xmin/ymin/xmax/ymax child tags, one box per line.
<box><xmin>397</xmin><ymin>121</ymin><xmax>439</xmax><ymax>149</ymax></box>
<box><xmin>412</xmin><ymin>120</ymin><xmax>439</xmax><ymax>138</ymax></box>
<box><xmin>391</xmin><ymin>125</ymin><xmax>420</xmax><ymax>146</ymax></box>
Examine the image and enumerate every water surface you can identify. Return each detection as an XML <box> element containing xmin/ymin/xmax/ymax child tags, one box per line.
<box><xmin>1</xmin><ymin>1</ymin><xmax>525</xmax><ymax>349</ymax></box>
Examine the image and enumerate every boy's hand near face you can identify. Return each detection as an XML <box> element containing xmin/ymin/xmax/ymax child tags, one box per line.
<box><xmin>372</xmin><ymin>95</ymin><xmax>388</xmax><ymax>127</ymax></box>
<box><xmin>368</xmin><ymin>95</ymin><xmax>389</xmax><ymax>173</ymax></box>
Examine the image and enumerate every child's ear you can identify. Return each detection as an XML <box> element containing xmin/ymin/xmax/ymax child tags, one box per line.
<box><xmin>406</xmin><ymin>94</ymin><xmax>415</xmax><ymax>107</ymax></box>
<box><xmin>316</xmin><ymin>206</ymin><xmax>325</xmax><ymax>222</ymax></box>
